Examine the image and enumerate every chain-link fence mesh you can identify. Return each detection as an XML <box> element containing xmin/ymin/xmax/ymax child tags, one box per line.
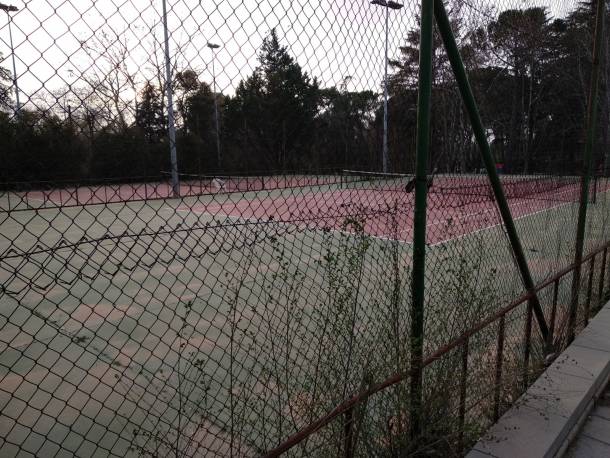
<box><xmin>1</xmin><ymin>0</ymin><xmax>609</xmax><ymax>456</ymax></box>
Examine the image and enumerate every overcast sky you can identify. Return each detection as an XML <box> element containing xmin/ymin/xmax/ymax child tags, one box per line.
<box><xmin>0</xmin><ymin>0</ymin><xmax>574</xmax><ymax>113</ymax></box>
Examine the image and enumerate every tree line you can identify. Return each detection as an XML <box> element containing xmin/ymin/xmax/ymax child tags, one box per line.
<box><xmin>0</xmin><ymin>2</ymin><xmax>607</xmax><ymax>184</ymax></box>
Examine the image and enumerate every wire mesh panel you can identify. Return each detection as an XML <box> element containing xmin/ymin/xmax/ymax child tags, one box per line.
<box><xmin>1</xmin><ymin>0</ymin><xmax>609</xmax><ymax>456</ymax></box>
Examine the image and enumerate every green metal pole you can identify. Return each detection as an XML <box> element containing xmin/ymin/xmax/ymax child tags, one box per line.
<box><xmin>409</xmin><ymin>0</ymin><xmax>434</xmax><ymax>440</ymax></box>
<box><xmin>568</xmin><ymin>0</ymin><xmax>605</xmax><ymax>343</ymax></box>
<box><xmin>433</xmin><ymin>0</ymin><xmax>549</xmax><ymax>340</ymax></box>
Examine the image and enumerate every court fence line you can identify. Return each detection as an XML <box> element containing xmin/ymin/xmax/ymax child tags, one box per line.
<box><xmin>1</xmin><ymin>172</ymin><xmax>608</xmax><ymax>456</ymax></box>
<box><xmin>0</xmin><ymin>0</ymin><xmax>609</xmax><ymax>456</ymax></box>
<box><xmin>262</xmin><ymin>239</ymin><xmax>610</xmax><ymax>456</ymax></box>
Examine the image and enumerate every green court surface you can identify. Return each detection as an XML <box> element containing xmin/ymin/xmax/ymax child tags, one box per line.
<box><xmin>0</xmin><ymin>180</ymin><xmax>609</xmax><ymax>456</ymax></box>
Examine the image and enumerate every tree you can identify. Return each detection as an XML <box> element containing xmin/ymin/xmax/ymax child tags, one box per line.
<box><xmin>2</xmin><ymin>110</ymin><xmax>87</xmax><ymax>182</ymax></box>
<box><xmin>136</xmin><ymin>82</ymin><xmax>165</xmax><ymax>142</ymax></box>
<box><xmin>387</xmin><ymin>1</ymin><xmax>484</xmax><ymax>173</ymax></box>
<box><xmin>316</xmin><ymin>85</ymin><xmax>378</xmax><ymax>169</ymax></box>
<box><xmin>78</xmin><ymin>29</ymin><xmax>139</xmax><ymax>131</ymax></box>
<box><xmin>181</xmin><ymin>83</ymin><xmax>215</xmax><ymax>136</ymax></box>
<box><xmin>387</xmin><ymin>3</ymin><xmax>580</xmax><ymax>174</ymax></box>
<box><xmin>0</xmin><ymin>53</ymin><xmax>11</xmax><ymax>111</ymax></box>
<box><xmin>225</xmin><ymin>29</ymin><xmax>320</xmax><ymax>171</ymax></box>
<box><xmin>179</xmin><ymin>81</ymin><xmax>219</xmax><ymax>173</ymax></box>
<box><xmin>175</xmin><ymin>69</ymin><xmax>200</xmax><ymax>129</ymax></box>
<box><xmin>487</xmin><ymin>7</ymin><xmax>553</xmax><ymax>172</ymax></box>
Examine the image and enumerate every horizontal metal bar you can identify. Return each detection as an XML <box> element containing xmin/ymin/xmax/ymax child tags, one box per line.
<box><xmin>262</xmin><ymin>239</ymin><xmax>610</xmax><ymax>457</ymax></box>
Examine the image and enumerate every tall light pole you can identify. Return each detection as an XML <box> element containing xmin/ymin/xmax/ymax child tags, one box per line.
<box><xmin>0</xmin><ymin>3</ymin><xmax>20</xmax><ymax>116</ymax></box>
<box><xmin>207</xmin><ymin>42</ymin><xmax>221</xmax><ymax>171</ymax></box>
<box><xmin>161</xmin><ymin>0</ymin><xmax>179</xmax><ymax>197</ymax></box>
<box><xmin>371</xmin><ymin>0</ymin><xmax>403</xmax><ymax>173</ymax></box>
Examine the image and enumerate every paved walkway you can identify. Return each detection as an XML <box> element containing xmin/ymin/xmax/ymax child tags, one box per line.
<box><xmin>566</xmin><ymin>384</ymin><xmax>610</xmax><ymax>457</ymax></box>
<box><xmin>467</xmin><ymin>302</ymin><xmax>610</xmax><ymax>458</ymax></box>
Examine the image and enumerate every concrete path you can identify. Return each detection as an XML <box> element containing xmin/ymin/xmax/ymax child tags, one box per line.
<box><xmin>467</xmin><ymin>301</ymin><xmax>610</xmax><ymax>458</ymax></box>
<box><xmin>566</xmin><ymin>384</ymin><xmax>610</xmax><ymax>457</ymax></box>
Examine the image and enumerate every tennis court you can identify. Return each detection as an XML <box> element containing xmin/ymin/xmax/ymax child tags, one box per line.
<box><xmin>175</xmin><ymin>172</ymin><xmax>602</xmax><ymax>246</ymax></box>
<box><xmin>9</xmin><ymin>172</ymin><xmax>603</xmax><ymax>246</ymax></box>
<box><xmin>1</xmin><ymin>172</ymin><xmax>610</xmax><ymax>456</ymax></box>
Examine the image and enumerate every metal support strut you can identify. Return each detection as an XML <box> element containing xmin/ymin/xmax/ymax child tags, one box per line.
<box><xmin>432</xmin><ymin>0</ymin><xmax>549</xmax><ymax>341</ymax></box>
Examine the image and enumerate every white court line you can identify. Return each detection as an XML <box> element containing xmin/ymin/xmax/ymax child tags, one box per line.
<box><xmin>428</xmin><ymin>186</ymin><xmax>606</xmax><ymax>248</ymax></box>
<box><xmin>171</xmin><ymin>182</ymin><xmax>608</xmax><ymax>249</ymax></box>
<box><xmin>173</xmin><ymin>205</ymin><xmax>414</xmax><ymax>246</ymax></box>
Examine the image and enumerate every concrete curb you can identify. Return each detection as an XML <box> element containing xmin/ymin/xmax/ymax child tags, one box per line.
<box><xmin>466</xmin><ymin>303</ymin><xmax>610</xmax><ymax>458</ymax></box>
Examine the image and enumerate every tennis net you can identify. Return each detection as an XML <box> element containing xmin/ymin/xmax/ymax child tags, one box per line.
<box><xmin>340</xmin><ymin>170</ymin><xmax>596</xmax><ymax>206</ymax></box>
<box><xmin>340</xmin><ymin>169</ymin><xmax>413</xmax><ymax>190</ymax></box>
<box><xmin>434</xmin><ymin>174</ymin><xmax>592</xmax><ymax>204</ymax></box>
<box><xmin>161</xmin><ymin>171</ymin><xmax>343</xmax><ymax>194</ymax></box>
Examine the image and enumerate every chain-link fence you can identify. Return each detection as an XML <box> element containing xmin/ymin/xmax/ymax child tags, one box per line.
<box><xmin>1</xmin><ymin>0</ymin><xmax>609</xmax><ymax>456</ymax></box>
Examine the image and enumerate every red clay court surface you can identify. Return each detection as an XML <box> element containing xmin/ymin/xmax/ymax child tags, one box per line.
<box><xmin>178</xmin><ymin>181</ymin><xmax>601</xmax><ymax>245</ymax></box>
<box><xmin>11</xmin><ymin>176</ymin><xmax>605</xmax><ymax>246</ymax></box>
<box><xmin>10</xmin><ymin>175</ymin><xmax>339</xmax><ymax>209</ymax></box>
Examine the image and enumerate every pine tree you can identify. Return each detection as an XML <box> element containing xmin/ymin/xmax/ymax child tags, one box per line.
<box><xmin>136</xmin><ymin>82</ymin><xmax>165</xmax><ymax>142</ymax></box>
<box><xmin>0</xmin><ymin>53</ymin><xmax>12</xmax><ymax>111</ymax></box>
<box><xmin>226</xmin><ymin>29</ymin><xmax>319</xmax><ymax>171</ymax></box>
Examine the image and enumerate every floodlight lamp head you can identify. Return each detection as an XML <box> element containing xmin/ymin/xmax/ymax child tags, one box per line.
<box><xmin>0</xmin><ymin>3</ymin><xmax>18</xmax><ymax>12</ymax></box>
<box><xmin>371</xmin><ymin>0</ymin><xmax>402</xmax><ymax>8</ymax></box>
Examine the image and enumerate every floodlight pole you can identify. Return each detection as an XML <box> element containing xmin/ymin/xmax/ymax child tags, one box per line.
<box><xmin>207</xmin><ymin>42</ymin><xmax>222</xmax><ymax>170</ymax></box>
<box><xmin>0</xmin><ymin>3</ymin><xmax>20</xmax><ymax>116</ymax></box>
<box><xmin>371</xmin><ymin>0</ymin><xmax>403</xmax><ymax>173</ymax></box>
<box><xmin>161</xmin><ymin>0</ymin><xmax>180</xmax><ymax>197</ymax></box>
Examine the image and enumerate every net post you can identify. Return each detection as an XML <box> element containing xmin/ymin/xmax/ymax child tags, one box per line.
<box><xmin>567</xmin><ymin>0</ymin><xmax>605</xmax><ymax>343</ymax></box>
<box><xmin>409</xmin><ymin>0</ymin><xmax>434</xmax><ymax>441</ymax></box>
<box><xmin>433</xmin><ymin>0</ymin><xmax>549</xmax><ymax>341</ymax></box>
